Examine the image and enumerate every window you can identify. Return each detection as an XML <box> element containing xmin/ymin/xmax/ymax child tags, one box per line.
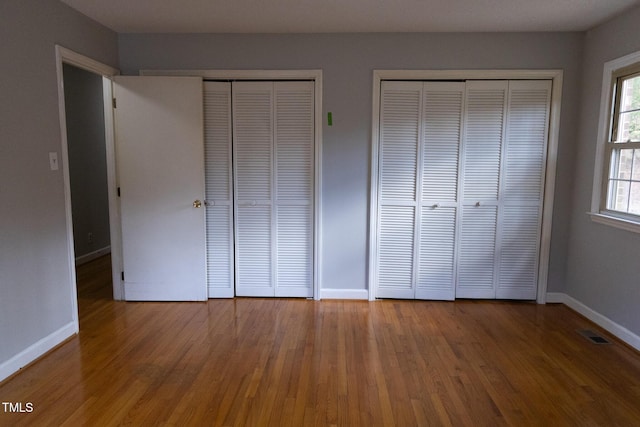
<box><xmin>592</xmin><ymin>51</ymin><xmax>640</xmax><ymax>232</ymax></box>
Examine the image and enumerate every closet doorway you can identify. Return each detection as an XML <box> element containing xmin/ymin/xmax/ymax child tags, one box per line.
<box><xmin>368</xmin><ymin>70</ymin><xmax>562</xmax><ymax>303</ymax></box>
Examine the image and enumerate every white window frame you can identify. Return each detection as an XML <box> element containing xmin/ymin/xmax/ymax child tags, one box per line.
<box><xmin>591</xmin><ymin>50</ymin><xmax>640</xmax><ymax>233</ymax></box>
<box><xmin>369</xmin><ymin>69</ymin><xmax>564</xmax><ymax>304</ymax></box>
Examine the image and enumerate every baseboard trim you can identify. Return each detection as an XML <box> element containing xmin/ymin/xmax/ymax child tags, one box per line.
<box><xmin>0</xmin><ymin>322</ymin><xmax>77</xmax><ymax>383</ymax></box>
<box><xmin>545</xmin><ymin>292</ymin><xmax>566</xmax><ymax>304</ymax></box>
<box><xmin>75</xmin><ymin>245</ymin><xmax>111</xmax><ymax>266</ymax></box>
<box><xmin>320</xmin><ymin>288</ymin><xmax>369</xmax><ymax>300</ymax></box>
<box><xmin>547</xmin><ymin>292</ymin><xmax>640</xmax><ymax>352</ymax></box>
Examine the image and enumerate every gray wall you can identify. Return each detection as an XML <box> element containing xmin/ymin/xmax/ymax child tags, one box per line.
<box><xmin>0</xmin><ymin>0</ymin><xmax>117</xmax><ymax>370</ymax></box>
<box><xmin>565</xmin><ymin>5</ymin><xmax>640</xmax><ymax>336</ymax></box>
<box><xmin>63</xmin><ymin>64</ymin><xmax>111</xmax><ymax>259</ymax></box>
<box><xmin>119</xmin><ymin>32</ymin><xmax>583</xmax><ymax>293</ymax></box>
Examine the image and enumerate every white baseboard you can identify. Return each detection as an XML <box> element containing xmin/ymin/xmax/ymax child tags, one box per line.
<box><xmin>75</xmin><ymin>245</ymin><xmax>111</xmax><ymax>266</ymax></box>
<box><xmin>545</xmin><ymin>292</ymin><xmax>566</xmax><ymax>303</ymax></box>
<box><xmin>320</xmin><ymin>288</ymin><xmax>369</xmax><ymax>300</ymax></box>
<box><xmin>0</xmin><ymin>322</ymin><xmax>77</xmax><ymax>383</ymax></box>
<box><xmin>547</xmin><ymin>292</ymin><xmax>640</xmax><ymax>352</ymax></box>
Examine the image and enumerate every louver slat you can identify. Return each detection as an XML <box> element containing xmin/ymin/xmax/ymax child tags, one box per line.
<box><xmin>457</xmin><ymin>205</ymin><xmax>498</xmax><ymax>299</ymax></box>
<box><xmin>234</xmin><ymin>84</ymin><xmax>272</xmax><ymax>202</ymax></box>
<box><xmin>380</xmin><ymin>83</ymin><xmax>420</xmax><ymax>202</ymax></box>
<box><xmin>416</xmin><ymin>207</ymin><xmax>456</xmax><ymax>300</ymax></box>
<box><xmin>422</xmin><ymin>85</ymin><xmax>463</xmax><ymax>203</ymax></box>
<box><xmin>236</xmin><ymin>205</ymin><xmax>272</xmax><ymax>296</ymax></box>
<box><xmin>462</xmin><ymin>82</ymin><xmax>507</xmax><ymax>201</ymax></box>
<box><xmin>497</xmin><ymin>206</ymin><xmax>540</xmax><ymax>299</ymax></box>
<box><xmin>377</xmin><ymin>205</ymin><xmax>416</xmax><ymax>299</ymax></box>
<box><xmin>502</xmin><ymin>82</ymin><xmax>551</xmax><ymax>203</ymax></box>
<box><xmin>204</xmin><ymin>82</ymin><xmax>234</xmax><ymax>297</ymax></box>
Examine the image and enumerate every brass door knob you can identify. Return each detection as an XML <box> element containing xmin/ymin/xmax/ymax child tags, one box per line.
<box><xmin>193</xmin><ymin>199</ymin><xmax>202</xmax><ymax>208</ymax></box>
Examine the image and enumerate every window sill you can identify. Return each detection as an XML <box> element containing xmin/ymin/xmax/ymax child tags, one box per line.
<box><xmin>588</xmin><ymin>212</ymin><xmax>640</xmax><ymax>234</ymax></box>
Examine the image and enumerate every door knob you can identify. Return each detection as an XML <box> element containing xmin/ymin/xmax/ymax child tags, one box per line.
<box><xmin>193</xmin><ymin>199</ymin><xmax>202</xmax><ymax>208</ymax></box>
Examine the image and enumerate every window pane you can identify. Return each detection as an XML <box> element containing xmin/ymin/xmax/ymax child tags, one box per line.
<box><xmin>610</xmin><ymin>149</ymin><xmax>634</xmax><ymax>179</ymax></box>
<box><xmin>608</xmin><ymin>180</ymin><xmax>630</xmax><ymax>212</ymax></box>
<box><xmin>633</xmin><ymin>149</ymin><xmax>640</xmax><ymax>181</ymax></box>
<box><xmin>620</xmin><ymin>75</ymin><xmax>640</xmax><ymax>112</ymax></box>
<box><xmin>617</xmin><ymin>110</ymin><xmax>640</xmax><ymax>142</ymax></box>
<box><xmin>630</xmin><ymin>182</ymin><xmax>640</xmax><ymax>214</ymax></box>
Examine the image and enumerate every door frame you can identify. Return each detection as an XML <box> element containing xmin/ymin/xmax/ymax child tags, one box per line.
<box><xmin>55</xmin><ymin>45</ymin><xmax>123</xmax><ymax>315</ymax></box>
<box><xmin>369</xmin><ymin>69</ymin><xmax>563</xmax><ymax>304</ymax></box>
<box><xmin>142</xmin><ymin>69</ymin><xmax>323</xmax><ymax>300</ymax></box>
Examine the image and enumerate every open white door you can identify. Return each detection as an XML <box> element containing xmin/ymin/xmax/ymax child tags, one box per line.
<box><xmin>113</xmin><ymin>76</ymin><xmax>207</xmax><ymax>301</ymax></box>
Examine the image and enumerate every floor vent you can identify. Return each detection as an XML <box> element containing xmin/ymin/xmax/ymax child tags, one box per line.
<box><xmin>578</xmin><ymin>329</ymin><xmax>611</xmax><ymax>345</ymax></box>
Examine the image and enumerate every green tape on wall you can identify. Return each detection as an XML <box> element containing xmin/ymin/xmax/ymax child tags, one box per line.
<box><xmin>327</xmin><ymin>112</ymin><xmax>333</xmax><ymax>126</ymax></box>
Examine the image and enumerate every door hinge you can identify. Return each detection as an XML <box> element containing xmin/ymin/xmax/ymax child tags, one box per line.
<box><xmin>117</xmin><ymin>187</ymin><xmax>121</xmax><ymax>197</ymax></box>
<box><xmin>121</xmin><ymin>271</ymin><xmax>125</xmax><ymax>281</ymax></box>
<box><xmin>112</xmin><ymin>98</ymin><xmax>117</xmax><ymax>109</ymax></box>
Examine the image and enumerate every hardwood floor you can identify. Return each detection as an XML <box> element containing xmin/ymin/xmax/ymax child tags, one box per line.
<box><xmin>1</xmin><ymin>256</ymin><xmax>640</xmax><ymax>426</ymax></box>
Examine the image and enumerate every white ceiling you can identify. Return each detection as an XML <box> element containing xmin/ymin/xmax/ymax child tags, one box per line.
<box><xmin>60</xmin><ymin>0</ymin><xmax>640</xmax><ymax>34</ymax></box>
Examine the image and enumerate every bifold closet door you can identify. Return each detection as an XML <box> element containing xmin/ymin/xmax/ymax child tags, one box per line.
<box><xmin>377</xmin><ymin>79</ymin><xmax>551</xmax><ymax>301</ymax></box>
<box><xmin>232</xmin><ymin>81</ymin><xmax>314</xmax><ymax>298</ymax></box>
<box><xmin>456</xmin><ymin>80</ymin><xmax>551</xmax><ymax>300</ymax></box>
<box><xmin>496</xmin><ymin>80</ymin><xmax>551</xmax><ymax>299</ymax></box>
<box><xmin>377</xmin><ymin>81</ymin><xmax>464</xmax><ymax>300</ymax></box>
<box><xmin>203</xmin><ymin>82</ymin><xmax>234</xmax><ymax>298</ymax></box>
<box><xmin>456</xmin><ymin>81</ymin><xmax>507</xmax><ymax>299</ymax></box>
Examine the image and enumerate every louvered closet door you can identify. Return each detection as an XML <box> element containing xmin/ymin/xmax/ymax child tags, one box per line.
<box><xmin>456</xmin><ymin>81</ymin><xmax>507</xmax><ymax>299</ymax></box>
<box><xmin>233</xmin><ymin>81</ymin><xmax>314</xmax><ymax>298</ymax></box>
<box><xmin>233</xmin><ymin>82</ymin><xmax>274</xmax><ymax>297</ymax></box>
<box><xmin>496</xmin><ymin>80</ymin><xmax>551</xmax><ymax>299</ymax></box>
<box><xmin>377</xmin><ymin>82</ymin><xmax>421</xmax><ymax>299</ymax></box>
<box><xmin>415</xmin><ymin>82</ymin><xmax>464</xmax><ymax>301</ymax></box>
<box><xmin>274</xmin><ymin>82</ymin><xmax>314</xmax><ymax>297</ymax></box>
<box><xmin>204</xmin><ymin>82</ymin><xmax>234</xmax><ymax>298</ymax></box>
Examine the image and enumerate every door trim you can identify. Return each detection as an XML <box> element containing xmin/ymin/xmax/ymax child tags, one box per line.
<box><xmin>54</xmin><ymin>45</ymin><xmax>122</xmax><ymax>321</ymax></box>
<box><xmin>141</xmin><ymin>69</ymin><xmax>323</xmax><ymax>300</ymax></box>
<box><xmin>369</xmin><ymin>70</ymin><xmax>563</xmax><ymax>304</ymax></box>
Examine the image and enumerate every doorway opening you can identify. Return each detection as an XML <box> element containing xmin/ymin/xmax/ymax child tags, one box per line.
<box><xmin>55</xmin><ymin>45</ymin><xmax>121</xmax><ymax>333</ymax></box>
<box><xmin>62</xmin><ymin>63</ymin><xmax>113</xmax><ymax>323</ymax></box>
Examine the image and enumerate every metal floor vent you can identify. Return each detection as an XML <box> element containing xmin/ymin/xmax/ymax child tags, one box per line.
<box><xmin>578</xmin><ymin>329</ymin><xmax>611</xmax><ymax>345</ymax></box>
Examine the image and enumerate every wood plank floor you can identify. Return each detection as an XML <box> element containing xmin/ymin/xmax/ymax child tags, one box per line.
<box><xmin>1</xmin><ymin>255</ymin><xmax>640</xmax><ymax>426</ymax></box>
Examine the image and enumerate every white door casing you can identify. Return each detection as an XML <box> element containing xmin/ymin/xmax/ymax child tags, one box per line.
<box><xmin>114</xmin><ymin>76</ymin><xmax>207</xmax><ymax>301</ymax></box>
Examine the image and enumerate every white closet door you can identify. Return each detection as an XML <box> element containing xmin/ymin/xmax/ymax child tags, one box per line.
<box><xmin>233</xmin><ymin>81</ymin><xmax>314</xmax><ymax>298</ymax></box>
<box><xmin>497</xmin><ymin>80</ymin><xmax>551</xmax><ymax>299</ymax></box>
<box><xmin>204</xmin><ymin>82</ymin><xmax>234</xmax><ymax>298</ymax></box>
<box><xmin>274</xmin><ymin>82</ymin><xmax>314</xmax><ymax>297</ymax></box>
<box><xmin>457</xmin><ymin>81</ymin><xmax>507</xmax><ymax>299</ymax></box>
<box><xmin>416</xmin><ymin>82</ymin><xmax>464</xmax><ymax>300</ymax></box>
<box><xmin>377</xmin><ymin>81</ymin><xmax>421</xmax><ymax>299</ymax></box>
<box><xmin>233</xmin><ymin>82</ymin><xmax>274</xmax><ymax>297</ymax></box>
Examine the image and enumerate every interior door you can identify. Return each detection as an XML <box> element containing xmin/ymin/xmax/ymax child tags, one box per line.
<box><xmin>114</xmin><ymin>76</ymin><xmax>207</xmax><ymax>301</ymax></box>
